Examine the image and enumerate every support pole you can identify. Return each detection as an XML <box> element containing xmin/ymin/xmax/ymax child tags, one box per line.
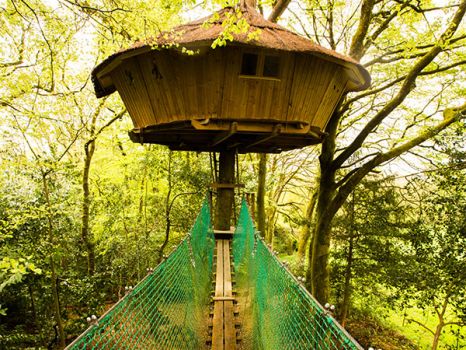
<box><xmin>215</xmin><ymin>150</ymin><xmax>236</xmax><ymax>231</ymax></box>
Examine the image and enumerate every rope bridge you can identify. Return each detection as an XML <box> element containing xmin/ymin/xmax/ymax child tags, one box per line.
<box><xmin>233</xmin><ymin>200</ymin><xmax>362</xmax><ymax>350</ymax></box>
<box><xmin>67</xmin><ymin>199</ymin><xmax>362</xmax><ymax>350</ymax></box>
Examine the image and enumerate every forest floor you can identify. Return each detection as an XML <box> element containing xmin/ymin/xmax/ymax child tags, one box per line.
<box><xmin>346</xmin><ymin>310</ymin><xmax>420</xmax><ymax>350</ymax></box>
<box><xmin>276</xmin><ymin>252</ymin><xmax>465</xmax><ymax>350</ymax></box>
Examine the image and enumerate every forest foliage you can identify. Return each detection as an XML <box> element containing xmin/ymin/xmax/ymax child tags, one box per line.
<box><xmin>0</xmin><ymin>0</ymin><xmax>465</xmax><ymax>349</ymax></box>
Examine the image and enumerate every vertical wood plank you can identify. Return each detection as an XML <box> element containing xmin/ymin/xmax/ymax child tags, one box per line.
<box><xmin>111</xmin><ymin>58</ymin><xmax>156</xmax><ymax>128</ymax></box>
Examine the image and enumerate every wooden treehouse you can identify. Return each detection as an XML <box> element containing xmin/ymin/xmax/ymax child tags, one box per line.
<box><xmin>91</xmin><ymin>6</ymin><xmax>370</xmax><ymax>154</ymax></box>
<box><xmin>86</xmin><ymin>4</ymin><xmax>371</xmax><ymax>350</ymax></box>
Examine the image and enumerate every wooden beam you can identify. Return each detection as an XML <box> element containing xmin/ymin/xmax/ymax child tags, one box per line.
<box><xmin>244</xmin><ymin>124</ymin><xmax>282</xmax><ymax>149</ymax></box>
<box><xmin>210</xmin><ymin>122</ymin><xmax>238</xmax><ymax>147</ymax></box>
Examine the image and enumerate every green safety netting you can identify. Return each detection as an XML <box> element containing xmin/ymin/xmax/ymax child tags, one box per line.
<box><xmin>67</xmin><ymin>199</ymin><xmax>215</xmax><ymax>350</ymax></box>
<box><xmin>233</xmin><ymin>199</ymin><xmax>363</xmax><ymax>350</ymax></box>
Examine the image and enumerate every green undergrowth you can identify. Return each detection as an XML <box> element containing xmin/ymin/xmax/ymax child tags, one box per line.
<box><xmin>345</xmin><ymin>308</ymin><xmax>419</xmax><ymax>350</ymax></box>
<box><xmin>267</xmin><ymin>247</ymin><xmax>466</xmax><ymax>350</ymax></box>
<box><xmin>386</xmin><ymin>306</ymin><xmax>465</xmax><ymax>350</ymax></box>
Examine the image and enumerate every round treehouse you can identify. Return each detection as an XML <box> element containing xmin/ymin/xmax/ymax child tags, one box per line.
<box><xmin>92</xmin><ymin>4</ymin><xmax>370</xmax><ymax>231</ymax></box>
<box><xmin>92</xmin><ymin>6</ymin><xmax>370</xmax><ymax>154</ymax></box>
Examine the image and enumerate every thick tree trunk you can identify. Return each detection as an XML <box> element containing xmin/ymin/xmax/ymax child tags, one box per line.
<box><xmin>307</xmin><ymin>105</ymin><xmax>340</xmax><ymax>303</ymax></box>
<box><xmin>309</xmin><ymin>180</ymin><xmax>336</xmax><ymax>303</ymax></box>
<box><xmin>256</xmin><ymin>153</ymin><xmax>267</xmax><ymax>236</ymax></box>
<box><xmin>82</xmin><ymin>140</ymin><xmax>95</xmax><ymax>275</ymax></box>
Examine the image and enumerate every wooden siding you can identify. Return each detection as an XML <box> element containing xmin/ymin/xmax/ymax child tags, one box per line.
<box><xmin>287</xmin><ymin>54</ymin><xmax>339</xmax><ymax>126</ymax></box>
<box><xmin>111</xmin><ymin>47</ymin><xmax>349</xmax><ymax>132</ymax></box>
<box><xmin>313</xmin><ymin>67</ymin><xmax>347</xmax><ymax>129</ymax></box>
<box><xmin>219</xmin><ymin>48</ymin><xmax>294</xmax><ymax>121</ymax></box>
<box><xmin>111</xmin><ymin>59</ymin><xmax>156</xmax><ymax>128</ymax></box>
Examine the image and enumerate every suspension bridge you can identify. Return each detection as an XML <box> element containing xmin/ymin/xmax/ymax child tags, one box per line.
<box><xmin>67</xmin><ymin>199</ymin><xmax>362</xmax><ymax>350</ymax></box>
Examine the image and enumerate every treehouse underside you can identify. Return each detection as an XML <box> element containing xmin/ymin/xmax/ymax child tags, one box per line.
<box><xmin>128</xmin><ymin>118</ymin><xmax>324</xmax><ymax>153</ymax></box>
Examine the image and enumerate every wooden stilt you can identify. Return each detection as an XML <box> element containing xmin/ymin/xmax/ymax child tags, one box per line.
<box><xmin>215</xmin><ymin>151</ymin><xmax>236</xmax><ymax>231</ymax></box>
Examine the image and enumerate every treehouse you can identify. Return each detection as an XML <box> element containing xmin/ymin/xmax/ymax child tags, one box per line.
<box><xmin>91</xmin><ymin>6</ymin><xmax>370</xmax><ymax>153</ymax></box>
<box><xmin>76</xmin><ymin>8</ymin><xmax>372</xmax><ymax>349</ymax></box>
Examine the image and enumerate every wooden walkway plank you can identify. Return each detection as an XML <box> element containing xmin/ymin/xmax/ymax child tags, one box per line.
<box><xmin>211</xmin><ymin>239</ymin><xmax>236</xmax><ymax>350</ymax></box>
<box><xmin>224</xmin><ymin>300</ymin><xmax>236</xmax><ymax>349</ymax></box>
<box><xmin>215</xmin><ymin>240</ymin><xmax>225</xmax><ymax>297</ymax></box>
<box><xmin>212</xmin><ymin>240</ymin><xmax>224</xmax><ymax>348</ymax></box>
<box><xmin>223</xmin><ymin>240</ymin><xmax>232</xmax><ymax>297</ymax></box>
<box><xmin>212</xmin><ymin>301</ymin><xmax>224</xmax><ymax>349</ymax></box>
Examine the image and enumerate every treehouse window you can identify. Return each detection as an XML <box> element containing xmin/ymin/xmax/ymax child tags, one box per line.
<box><xmin>240</xmin><ymin>52</ymin><xmax>281</xmax><ymax>79</ymax></box>
<box><xmin>241</xmin><ymin>53</ymin><xmax>259</xmax><ymax>75</ymax></box>
<box><xmin>263</xmin><ymin>55</ymin><xmax>280</xmax><ymax>78</ymax></box>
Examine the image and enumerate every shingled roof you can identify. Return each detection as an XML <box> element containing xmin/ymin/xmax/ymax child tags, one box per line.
<box><xmin>92</xmin><ymin>5</ymin><xmax>370</xmax><ymax>98</ymax></box>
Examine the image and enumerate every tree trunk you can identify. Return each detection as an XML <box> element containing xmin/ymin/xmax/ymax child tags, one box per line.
<box><xmin>241</xmin><ymin>0</ymin><xmax>257</xmax><ymax>8</ymax></box>
<box><xmin>339</xmin><ymin>233</ymin><xmax>354</xmax><ymax>326</ymax></box>
<box><xmin>304</xmin><ymin>0</ymin><xmax>466</xmax><ymax>305</ymax></box>
<box><xmin>265</xmin><ymin>197</ymin><xmax>276</xmax><ymax>245</ymax></box>
<box><xmin>268</xmin><ymin>0</ymin><xmax>291</xmax><ymax>22</ymax></box>
<box><xmin>432</xmin><ymin>296</ymin><xmax>450</xmax><ymax>350</ymax></box>
<box><xmin>297</xmin><ymin>188</ymin><xmax>318</xmax><ymax>266</ymax></box>
<box><xmin>340</xmin><ymin>192</ymin><xmax>356</xmax><ymax>326</ymax></box>
<box><xmin>309</xmin><ymin>195</ymin><xmax>335</xmax><ymax>303</ymax></box>
<box><xmin>42</xmin><ymin>174</ymin><xmax>66</xmax><ymax>349</ymax></box>
<box><xmin>158</xmin><ymin>152</ymin><xmax>172</xmax><ymax>263</ymax></box>
<box><xmin>256</xmin><ymin>153</ymin><xmax>267</xmax><ymax>236</ymax></box>
<box><xmin>308</xmin><ymin>108</ymin><xmax>339</xmax><ymax>303</ymax></box>
<box><xmin>28</xmin><ymin>283</ymin><xmax>37</xmax><ymax>330</ymax></box>
<box><xmin>81</xmin><ymin>109</ymin><xmax>125</xmax><ymax>274</ymax></box>
<box><xmin>432</xmin><ymin>323</ymin><xmax>443</xmax><ymax>350</ymax></box>
<box><xmin>82</xmin><ymin>139</ymin><xmax>95</xmax><ymax>275</ymax></box>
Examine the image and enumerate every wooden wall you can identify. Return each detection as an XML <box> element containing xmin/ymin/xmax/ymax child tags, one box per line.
<box><xmin>110</xmin><ymin>46</ymin><xmax>348</xmax><ymax>131</ymax></box>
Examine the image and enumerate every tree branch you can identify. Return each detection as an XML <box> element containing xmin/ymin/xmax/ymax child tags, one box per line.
<box><xmin>407</xmin><ymin>318</ymin><xmax>435</xmax><ymax>335</ymax></box>
<box><xmin>332</xmin><ymin>0</ymin><xmax>466</xmax><ymax>170</ymax></box>
<box><xmin>340</xmin><ymin>59</ymin><xmax>466</xmax><ymax>112</ymax></box>
<box><xmin>268</xmin><ymin>0</ymin><xmax>291</xmax><ymax>23</ymax></box>
<box><xmin>364</xmin><ymin>34</ymin><xmax>466</xmax><ymax>67</ymax></box>
<box><xmin>363</xmin><ymin>1</ymin><xmax>410</xmax><ymax>54</ymax></box>
<box><xmin>349</xmin><ymin>0</ymin><xmax>376</xmax><ymax>60</ymax></box>
<box><xmin>329</xmin><ymin>102</ymin><xmax>466</xmax><ymax>217</ymax></box>
<box><xmin>84</xmin><ymin>109</ymin><xmax>126</xmax><ymax>149</ymax></box>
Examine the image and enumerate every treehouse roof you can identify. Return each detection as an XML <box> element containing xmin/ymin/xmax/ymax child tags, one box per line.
<box><xmin>92</xmin><ymin>5</ymin><xmax>370</xmax><ymax>98</ymax></box>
